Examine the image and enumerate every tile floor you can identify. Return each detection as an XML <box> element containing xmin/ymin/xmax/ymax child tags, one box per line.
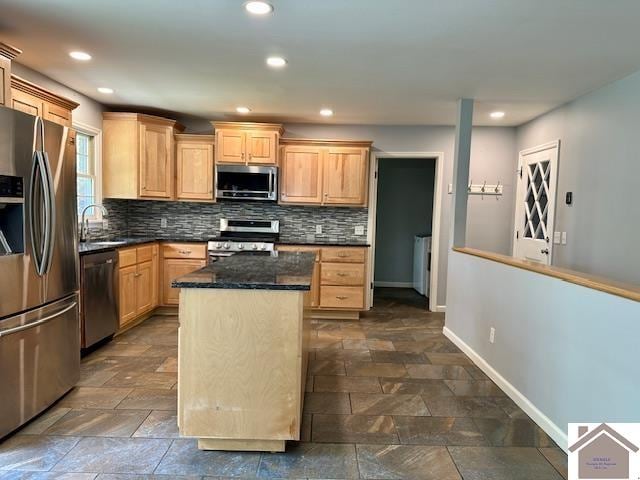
<box><xmin>0</xmin><ymin>288</ymin><xmax>568</xmax><ymax>479</ymax></box>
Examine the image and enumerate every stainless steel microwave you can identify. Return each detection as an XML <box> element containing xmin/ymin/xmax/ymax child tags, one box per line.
<box><xmin>215</xmin><ymin>165</ymin><xmax>278</xmax><ymax>201</ymax></box>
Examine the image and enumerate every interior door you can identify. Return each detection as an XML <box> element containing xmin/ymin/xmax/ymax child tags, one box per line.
<box><xmin>513</xmin><ymin>142</ymin><xmax>559</xmax><ymax>264</ymax></box>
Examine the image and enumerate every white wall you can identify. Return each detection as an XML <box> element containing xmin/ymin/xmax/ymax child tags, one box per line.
<box><xmin>445</xmin><ymin>251</ymin><xmax>640</xmax><ymax>450</ymax></box>
<box><xmin>284</xmin><ymin>123</ymin><xmax>517</xmax><ymax>307</ymax></box>
<box><xmin>11</xmin><ymin>62</ymin><xmax>105</xmax><ymax>129</ymax></box>
<box><xmin>517</xmin><ymin>69</ymin><xmax>640</xmax><ymax>285</ymax></box>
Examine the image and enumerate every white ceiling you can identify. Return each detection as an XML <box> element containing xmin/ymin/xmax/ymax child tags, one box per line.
<box><xmin>2</xmin><ymin>0</ymin><xmax>640</xmax><ymax>126</ymax></box>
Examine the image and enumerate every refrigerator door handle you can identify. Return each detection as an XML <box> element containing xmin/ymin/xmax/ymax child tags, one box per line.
<box><xmin>29</xmin><ymin>150</ymin><xmax>50</xmax><ymax>276</ymax></box>
<box><xmin>41</xmin><ymin>150</ymin><xmax>56</xmax><ymax>274</ymax></box>
<box><xmin>0</xmin><ymin>301</ymin><xmax>77</xmax><ymax>337</ymax></box>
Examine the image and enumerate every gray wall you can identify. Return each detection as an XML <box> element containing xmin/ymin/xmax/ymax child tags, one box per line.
<box><xmin>517</xmin><ymin>69</ymin><xmax>640</xmax><ymax>285</ymax></box>
<box><xmin>11</xmin><ymin>62</ymin><xmax>105</xmax><ymax>129</ymax></box>
<box><xmin>282</xmin><ymin>123</ymin><xmax>518</xmax><ymax>307</ymax></box>
<box><xmin>374</xmin><ymin>158</ymin><xmax>435</xmax><ymax>285</ymax></box>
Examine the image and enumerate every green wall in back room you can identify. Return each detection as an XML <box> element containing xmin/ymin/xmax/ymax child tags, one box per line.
<box><xmin>374</xmin><ymin>158</ymin><xmax>436</xmax><ymax>286</ymax></box>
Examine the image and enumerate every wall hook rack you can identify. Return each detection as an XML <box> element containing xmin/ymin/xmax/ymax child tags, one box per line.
<box><xmin>448</xmin><ymin>180</ymin><xmax>504</xmax><ymax>196</ymax></box>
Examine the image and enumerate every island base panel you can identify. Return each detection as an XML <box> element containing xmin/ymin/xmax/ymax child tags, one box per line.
<box><xmin>198</xmin><ymin>438</ymin><xmax>285</xmax><ymax>452</ymax></box>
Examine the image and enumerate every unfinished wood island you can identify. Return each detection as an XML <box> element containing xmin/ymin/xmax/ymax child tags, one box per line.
<box><xmin>171</xmin><ymin>251</ymin><xmax>315</xmax><ymax>452</ymax></box>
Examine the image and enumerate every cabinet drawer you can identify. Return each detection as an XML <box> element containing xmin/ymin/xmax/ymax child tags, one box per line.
<box><xmin>162</xmin><ymin>243</ymin><xmax>207</xmax><ymax>259</ymax></box>
<box><xmin>320</xmin><ymin>286</ymin><xmax>364</xmax><ymax>309</ymax></box>
<box><xmin>136</xmin><ymin>244</ymin><xmax>154</xmax><ymax>263</ymax></box>
<box><xmin>321</xmin><ymin>263</ymin><xmax>365</xmax><ymax>286</ymax></box>
<box><xmin>321</xmin><ymin>247</ymin><xmax>365</xmax><ymax>263</ymax></box>
<box><xmin>118</xmin><ymin>247</ymin><xmax>138</xmax><ymax>268</ymax></box>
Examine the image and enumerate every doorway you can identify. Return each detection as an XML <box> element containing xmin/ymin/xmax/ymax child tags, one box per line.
<box><xmin>513</xmin><ymin>141</ymin><xmax>560</xmax><ymax>265</ymax></box>
<box><xmin>367</xmin><ymin>152</ymin><xmax>444</xmax><ymax>312</ymax></box>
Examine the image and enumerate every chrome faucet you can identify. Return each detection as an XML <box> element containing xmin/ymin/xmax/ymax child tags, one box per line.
<box><xmin>79</xmin><ymin>204</ymin><xmax>109</xmax><ymax>243</ymax></box>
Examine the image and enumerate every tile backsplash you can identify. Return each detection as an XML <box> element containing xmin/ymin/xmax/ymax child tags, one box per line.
<box><xmin>96</xmin><ymin>199</ymin><xmax>368</xmax><ymax>244</ymax></box>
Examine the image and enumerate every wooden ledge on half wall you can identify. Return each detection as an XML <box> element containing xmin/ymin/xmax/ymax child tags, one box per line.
<box><xmin>453</xmin><ymin>247</ymin><xmax>640</xmax><ymax>303</ymax></box>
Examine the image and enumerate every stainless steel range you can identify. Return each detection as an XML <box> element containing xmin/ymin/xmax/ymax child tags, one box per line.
<box><xmin>208</xmin><ymin>219</ymin><xmax>279</xmax><ymax>261</ymax></box>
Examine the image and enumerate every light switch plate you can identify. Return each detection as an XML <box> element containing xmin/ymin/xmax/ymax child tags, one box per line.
<box><xmin>315</xmin><ymin>225</ymin><xmax>323</xmax><ymax>234</ymax></box>
<box><xmin>553</xmin><ymin>231</ymin><xmax>561</xmax><ymax>244</ymax></box>
<box><xmin>561</xmin><ymin>232</ymin><xmax>567</xmax><ymax>245</ymax></box>
<box><xmin>355</xmin><ymin>225</ymin><xmax>365</xmax><ymax>235</ymax></box>
<box><xmin>160</xmin><ymin>218</ymin><xmax>167</xmax><ymax>228</ymax></box>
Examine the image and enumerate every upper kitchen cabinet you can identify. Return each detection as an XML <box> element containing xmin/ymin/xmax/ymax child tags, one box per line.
<box><xmin>279</xmin><ymin>139</ymin><xmax>371</xmax><ymax>207</ymax></box>
<box><xmin>0</xmin><ymin>42</ymin><xmax>20</xmax><ymax>107</ymax></box>
<box><xmin>212</xmin><ymin>122</ymin><xmax>283</xmax><ymax>165</ymax></box>
<box><xmin>175</xmin><ymin>134</ymin><xmax>215</xmax><ymax>202</ymax></box>
<box><xmin>10</xmin><ymin>75</ymin><xmax>78</xmax><ymax>127</ymax></box>
<box><xmin>103</xmin><ymin>112</ymin><xmax>184</xmax><ymax>200</ymax></box>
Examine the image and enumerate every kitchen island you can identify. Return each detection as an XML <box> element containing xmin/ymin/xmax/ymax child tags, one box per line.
<box><xmin>172</xmin><ymin>251</ymin><xmax>315</xmax><ymax>452</ymax></box>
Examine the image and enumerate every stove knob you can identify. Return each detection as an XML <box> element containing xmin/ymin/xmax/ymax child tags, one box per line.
<box><xmin>223</xmin><ymin>243</ymin><xmax>230</xmax><ymax>249</ymax></box>
<box><xmin>238</xmin><ymin>244</ymin><xmax>244</xmax><ymax>250</ymax></box>
<box><xmin>251</xmin><ymin>244</ymin><xmax>258</xmax><ymax>250</ymax></box>
<box><xmin>259</xmin><ymin>244</ymin><xmax>266</xmax><ymax>250</ymax></box>
<box><xmin>216</xmin><ymin>242</ymin><xmax>222</xmax><ymax>248</ymax></box>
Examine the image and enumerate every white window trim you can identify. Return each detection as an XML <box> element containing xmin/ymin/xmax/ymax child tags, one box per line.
<box><xmin>73</xmin><ymin>121</ymin><xmax>103</xmax><ymax>223</ymax></box>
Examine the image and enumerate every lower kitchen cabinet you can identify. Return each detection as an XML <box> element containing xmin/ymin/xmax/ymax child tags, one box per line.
<box><xmin>160</xmin><ymin>243</ymin><xmax>207</xmax><ymax>306</ymax></box>
<box><xmin>276</xmin><ymin>245</ymin><xmax>368</xmax><ymax>314</ymax></box>
<box><xmin>117</xmin><ymin>243</ymin><xmax>159</xmax><ymax>328</ymax></box>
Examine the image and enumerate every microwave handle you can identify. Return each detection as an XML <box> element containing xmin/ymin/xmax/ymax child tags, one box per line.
<box><xmin>269</xmin><ymin>170</ymin><xmax>275</xmax><ymax>194</ymax></box>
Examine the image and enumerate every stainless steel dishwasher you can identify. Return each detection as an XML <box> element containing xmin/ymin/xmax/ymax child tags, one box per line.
<box><xmin>80</xmin><ymin>250</ymin><xmax>118</xmax><ymax>349</ymax></box>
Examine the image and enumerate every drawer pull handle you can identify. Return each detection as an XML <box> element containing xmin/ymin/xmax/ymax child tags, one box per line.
<box><xmin>179</xmin><ymin>250</ymin><xmax>192</xmax><ymax>255</ymax></box>
<box><xmin>337</xmin><ymin>253</ymin><xmax>348</xmax><ymax>258</ymax></box>
<box><xmin>336</xmin><ymin>295</ymin><xmax>348</xmax><ymax>300</ymax></box>
<box><xmin>337</xmin><ymin>273</ymin><xmax>348</xmax><ymax>277</ymax></box>
<box><xmin>134</xmin><ymin>273</ymin><xmax>142</xmax><ymax>277</ymax></box>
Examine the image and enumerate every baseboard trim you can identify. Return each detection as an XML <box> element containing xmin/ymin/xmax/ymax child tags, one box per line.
<box><xmin>374</xmin><ymin>281</ymin><xmax>414</xmax><ymax>288</ymax></box>
<box><xmin>443</xmin><ymin>326</ymin><xmax>568</xmax><ymax>451</ymax></box>
<box><xmin>434</xmin><ymin>304</ymin><xmax>446</xmax><ymax>313</ymax></box>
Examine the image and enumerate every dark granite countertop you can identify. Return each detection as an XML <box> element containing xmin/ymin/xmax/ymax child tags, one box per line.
<box><xmin>172</xmin><ymin>251</ymin><xmax>315</xmax><ymax>291</ymax></box>
<box><xmin>78</xmin><ymin>237</ymin><xmax>368</xmax><ymax>255</ymax></box>
<box><xmin>78</xmin><ymin>237</ymin><xmax>210</xmax><ymax>255</ymax></box>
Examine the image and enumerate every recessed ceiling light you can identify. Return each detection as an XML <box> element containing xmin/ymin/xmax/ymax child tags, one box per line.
<box><xmin>320</xmin><ymin>108</ymin><xmax>334</xmax><ymax>117</ymax></box>
<box><xmin>245</xmin><ymin>1</ymin><xmax>273</xmax><ymax>15</ymax></box>
<box><xmin>490</xmin><ymin>111</ymin><xmax>505</xmax><ymax>119</ymax></box>
<box><xmin>266</xmin><ymin>56</ymin><xmax>287</xmax><ymax>68</ymax></box>
<box><xmin>69</xmin><ymin>51</ymin><xmax>92</xmax><ymax>61</ymax></box>
<box><xmin>236</xmin><ymin>106</ymin><xmax>251</xmax><ymax>114</ymax></box>
<box><xmin>97</xmin><ymin>87</ymin><xmax>114</xmax><ymax>94</ymax></box>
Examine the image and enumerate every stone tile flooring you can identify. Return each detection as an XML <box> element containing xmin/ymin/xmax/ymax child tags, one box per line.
<box><xmin>0</xmin><ymin>288</ymin><xmax>568</xmax><ymax>479</ymax></box>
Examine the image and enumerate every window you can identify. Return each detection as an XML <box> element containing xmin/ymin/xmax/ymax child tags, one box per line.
<box><xmin>74</xmin><ymin>124</ymin><xmax>102</xmax><ymax>221</ymax></box>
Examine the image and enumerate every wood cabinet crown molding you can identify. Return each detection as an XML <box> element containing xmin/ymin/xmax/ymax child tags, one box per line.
<box><xmin>174</xmin><ymin>133</ymin><xmax>215</xmax><ymax>142</ymax></box>
<box><xmin>104</xmin><ymin>111</ymin><xmax>185</xmax><ymax>132</ymax></box>
<box><xmin>11</xmin><ymin>75</ymin><xmax>79</xmax><ymax>111</ymax></box>
<box><xmin>280</xmin><ymin>137</ymin><xmax>373</xmax><ymax>148</ymax></box>
<box><xmin>0</xmin><ymin>42</ymin><xmax>21</xmax><ymax>60</ymax></box>
<box><xmin>211</xmin><ymin>121</ymin><xmax>284</xmax><ymax>135</ymax></box>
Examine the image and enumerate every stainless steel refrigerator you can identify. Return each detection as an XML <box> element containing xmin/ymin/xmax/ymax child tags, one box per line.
<box><xmin>0</xmin><ymin>105</ymin><xmax>79</xmax><ymax>438</ymax></box>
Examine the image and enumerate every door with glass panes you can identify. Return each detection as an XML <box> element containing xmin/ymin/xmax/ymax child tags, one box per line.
<box><xmin>513</xmin><ymin>142</ymin><xmax>559</xmax><ymax>265</ymax></box>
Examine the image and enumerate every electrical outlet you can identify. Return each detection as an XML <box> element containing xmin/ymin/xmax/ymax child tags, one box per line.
<box><xmin>355</xmin><ymin>225</ymin><xmax>365</xmax><ymax>235</ymax></box>
<box><xmin>561</xmin><ymin>232</ymin><xmax>567</xmax><ymax>245</ymax></box>
<box><xmin>160</xmin><ymin>218</ymin><xmax>167</xmax><ymax>228</ymax></box>
<box><xmin>489</xmin><ymin>327</ymin><xmax>496</xmax><ymax>344</ymax></box>
<box><xmin>315</xmin><ymin>225</ymin><xmax>323</xmax><ymax>234</ymax></box>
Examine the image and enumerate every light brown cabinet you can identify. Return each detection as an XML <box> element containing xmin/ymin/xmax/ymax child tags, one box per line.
<box><xmin>117</xmin><ymin>243</ymin><xmax>159</xmax><ymax>328</ymax></box>
<box><xmin>103</xmin><ymin>112</ymin><xmax>184</xmax><ymax>200</ymax></box>
<box><xmin>0</xmin><ymin>43</ymin><xmax>20</xmax><ymax>107</ymax></box>
<box><xmin>212</xmin><ymin>122</ymin><xmax>282</xmax><ymax>165</ymax></box>
<box><xmin>279</xmin><ymin>139</ymin><xmax>371</xmax><ymax>207</ymax></box>
<box><xmin>175</xmin><ymin>134</ymin><xmax>215</xmax><ymax>201</ymax></box>
<box><xmin>160</xmin><ymin>243</ymin><xmax>207</xmax><ymax>306</ymax></box>
<box><xmin>277</xmin><ymin>245</ymin><xmax>368</xmax><ymax>313</ymax></box>
<box><xmin>8</xmin><ymin>75</ymin><xmax>78</xmax><ymax>127</ymax></box>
